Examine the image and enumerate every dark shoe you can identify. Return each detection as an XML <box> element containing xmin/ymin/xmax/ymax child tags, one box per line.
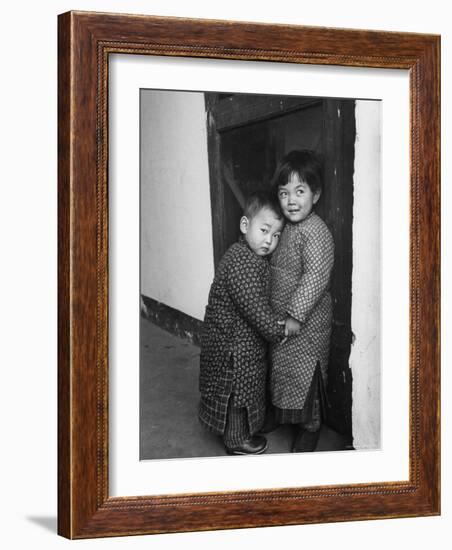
<box><xmin>260</xmin><ymin>412</ymin><xmax>280</xmax><ymax>434</ymax></box>
<box><xmin>291</xmin><ymin>428</ymin><xmax>320</xmax><ymax>453</ymax></box>
<box><xmin>225</xmin><ymin>435</ymin><xmax>268</xmax><ymax>455</ymax></box>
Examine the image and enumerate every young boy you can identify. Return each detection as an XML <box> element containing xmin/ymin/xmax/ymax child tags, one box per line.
<box><xmin>268</xmin><ymin>150</ymin><xmax>334</xmax><ymax>453</ymax></box>
<box><xmin>198</xmin><ymin>192</ymin><xmax>285</xmax><ymax>455</ymax></box>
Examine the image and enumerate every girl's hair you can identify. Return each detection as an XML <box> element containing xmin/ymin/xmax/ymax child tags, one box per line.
<box><xmin>243</xmin><ymin>191</ymin><xmax>284</xmax><ymax>221</ymax></box>
<box><xmin>271</xmin><ymin>150</ymin><xmax>323</xmax><ymax>195</ymax></box>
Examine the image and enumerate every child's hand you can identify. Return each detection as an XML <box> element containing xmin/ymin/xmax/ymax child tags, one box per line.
<box><xmin>284</xmin><ymin>316</ymin><xmax>301</xmax><ymax>337</ymax></box>
<box><xmin>277</xmin><ymin>320</ymin><xmax>288</xmax><ymax>344</ymax></box>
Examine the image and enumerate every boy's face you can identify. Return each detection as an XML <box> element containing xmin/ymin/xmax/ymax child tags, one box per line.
<box><xmin>240</xmin><ymin>207</ymin><xmax>284</xmax><ymax>256</ymax></box>
<box><xmin>277</xmin><ymin>173</ymin><xmax>320</xmax><ymax>223</ymax></box>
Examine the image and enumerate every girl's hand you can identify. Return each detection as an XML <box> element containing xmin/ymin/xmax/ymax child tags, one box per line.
<box><xmin>284</xmin><ymin>316</ymin><xmax>301</xmax><ymax>337</ymax></box>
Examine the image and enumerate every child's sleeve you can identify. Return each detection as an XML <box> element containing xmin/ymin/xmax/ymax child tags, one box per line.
<box><xmin>227</xmin><ymin>257</ymin><xmax>284</xmax><ymax>343</ymax></box>
<box><xmin>287</xmin><ymin>225</ymin><xmax>334</xmax><ymax>323</ymax></box>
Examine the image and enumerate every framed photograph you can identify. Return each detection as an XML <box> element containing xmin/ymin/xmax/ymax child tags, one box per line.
<box><xmin>58</xmin><ymin>11</ymin><xmax>440</xmax><ymax>538</ymax></box>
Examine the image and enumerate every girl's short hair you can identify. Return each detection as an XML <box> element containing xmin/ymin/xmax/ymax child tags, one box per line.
<box><xmin>243</xmin><ymin>191</ymin><xmax>283</xmax><ymax>221</ymax></box>
<box><xmin>271</xmin><ymin>150</ymin><xmax>323</xmax><ymax>195</ymax></box>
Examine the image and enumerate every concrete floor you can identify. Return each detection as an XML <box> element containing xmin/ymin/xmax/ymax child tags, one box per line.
<box><xmin>140</xmin><ymin>316</ymin><xmax>350</xmax><ymax>460</ymax></box>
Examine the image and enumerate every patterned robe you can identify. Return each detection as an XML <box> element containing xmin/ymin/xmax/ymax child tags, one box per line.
<box><xmin>270</xmin><ymin>212</ymin><xmax>334</xmax><ymax>410</ymax></box>
<box><xmin>199</xmin><ymin>237</ymin><xmax>285</xmax><ymax>435</ymax></box>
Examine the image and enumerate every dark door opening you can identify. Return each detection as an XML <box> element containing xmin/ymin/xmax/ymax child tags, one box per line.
<box><xmin>205</xmin><ymin>92</ymin><xmax>355</xmax><ymax>446</ymax></box>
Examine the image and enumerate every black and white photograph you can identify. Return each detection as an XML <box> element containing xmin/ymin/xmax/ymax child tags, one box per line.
<box><xmin>139</xmin><ymin>89</ymin><xmax>381</xmax><ymax>460</ymax></box>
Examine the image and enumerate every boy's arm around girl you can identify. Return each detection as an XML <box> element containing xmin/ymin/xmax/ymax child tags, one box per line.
<box><xmin>227</xmin><ymin>251</ymin><xmax>285</xmax><ymax>344</ymax></box>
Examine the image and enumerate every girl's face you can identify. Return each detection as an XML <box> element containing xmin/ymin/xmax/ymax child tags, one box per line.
<box><xmin>277</xmin><ymin>173</ymin><xmax>320</xmax><ymax>223</ymax></box>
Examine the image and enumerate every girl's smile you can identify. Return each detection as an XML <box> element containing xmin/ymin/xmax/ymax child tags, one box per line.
<box><xmin>277</xmin><ymin>173</ymin><xmax>320</xmax><ymax>223</ymax></box>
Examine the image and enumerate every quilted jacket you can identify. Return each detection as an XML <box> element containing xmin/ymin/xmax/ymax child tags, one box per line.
<box><xmin>270</xmin><ymin>212</ymin><xmax>334</xmax><ymax>410</ymax></box>
<box><xmin>199</xmin><ymin>237</ymin><xmax>284</xmax><ymax>433</ymax></box>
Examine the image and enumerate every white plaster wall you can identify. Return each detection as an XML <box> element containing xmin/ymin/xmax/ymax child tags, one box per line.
<box><xmin>140</xmin><ymin>90</ymin><xmax>214</xmax><ymax>321</ymax></box>
<box><xmin>350</xmin><ymin>100</ymin><xmax>381</xmax><ymax>449</ymax></box>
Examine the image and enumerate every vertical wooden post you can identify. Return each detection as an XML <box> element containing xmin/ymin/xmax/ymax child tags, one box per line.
<box><xmin>322</xmin><ymin>99</ymin><xmax>356</xmax><ymax>444</ymax></box>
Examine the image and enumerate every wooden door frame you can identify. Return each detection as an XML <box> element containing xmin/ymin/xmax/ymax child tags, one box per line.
<box><xmin>205</xmin><ymin>93</ymin><xmax>356</xmax><ymax>442</ymax></box>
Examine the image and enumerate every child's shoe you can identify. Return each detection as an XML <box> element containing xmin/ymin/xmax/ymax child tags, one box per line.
<box><xmin>225</xmin><ymin>435</ymin><xmax>268</xmax><ymax>455</ymax></box>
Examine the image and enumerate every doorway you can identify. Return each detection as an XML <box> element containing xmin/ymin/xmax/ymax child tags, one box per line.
<box><xmin>205</xmin><ymin>92</ymin><xmax>355</xmax><ymax>445</ymax></box>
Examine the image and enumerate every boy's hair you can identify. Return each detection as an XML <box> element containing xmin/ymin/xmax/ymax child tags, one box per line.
<box><xmin>243</xmin><ymin>191</ymin><xmax>284</xmax><ymax>221</ymax></box>
<box><xmin>271</xmin><ymin>149</ymin><xmax>323</xmax><ymax>195</ymax></box>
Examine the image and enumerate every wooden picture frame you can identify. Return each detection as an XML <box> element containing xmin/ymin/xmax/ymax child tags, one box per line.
<box><xmin>58</xmin><ymin>11</ymin><xmax>440</xmax><ymax>538</ymax></box>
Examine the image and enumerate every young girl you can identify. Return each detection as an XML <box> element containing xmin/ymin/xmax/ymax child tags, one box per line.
<box><xmin>268</xmin><ymin>150</ymin><xmax>334</xmax><ymax>452</ymax></box>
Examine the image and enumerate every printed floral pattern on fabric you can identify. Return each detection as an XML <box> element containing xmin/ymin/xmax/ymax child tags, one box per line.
<box><xmin>270</xmin><ymin>212</ymin><xmax>334</xmax><ymax>410</ymax></box>
<box><xmin>199</xmin><ymin>238</ymin><xmax>285</xmax><ymax>435</ymax></box>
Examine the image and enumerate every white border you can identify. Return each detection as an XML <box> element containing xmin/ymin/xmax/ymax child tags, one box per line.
<box><xmin>109</xmin><ymin>55</ymin><xmax>409</xmax><ymax>497</ymax></box>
